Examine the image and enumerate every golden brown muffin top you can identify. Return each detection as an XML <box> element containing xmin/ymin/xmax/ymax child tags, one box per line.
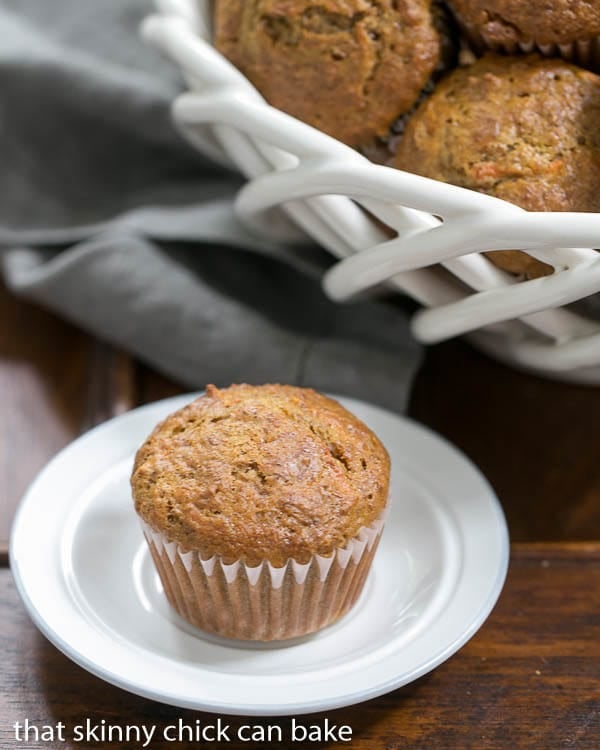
<box><xmin>214</xmin><ymin>0</ymin><xmax>444</xmax><ymax>148</ymax></box>
<box><xmin>393</xmin><ymin>54</ymin><xmax>600</xmax><ymax>277</ymax></box>
<box><xmin>132</xmin><ymin>384</ymin><xmax>390</xmax><ymax>566</ymax></box>
<box><xmin>449</xmin><ymin>0</ymin><xmax>600</xmax><ymax>48</ymax></box>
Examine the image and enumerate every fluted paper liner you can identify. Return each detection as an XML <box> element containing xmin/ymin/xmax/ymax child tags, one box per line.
<box><xmin>467</xmin><ymin>34</ymin><xmax>600</xmax><ymax>70</ymax></box>
<box><xmin>141</xmin><ymin>512</ymin><xmax>386</xmax><ymax>641</ymax></box>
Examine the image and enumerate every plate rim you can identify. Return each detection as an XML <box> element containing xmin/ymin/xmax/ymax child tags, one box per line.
<box><xmin>10</xmin><ymin>393</ymin><xmax>510</xmax><ymax>715</ymax></box>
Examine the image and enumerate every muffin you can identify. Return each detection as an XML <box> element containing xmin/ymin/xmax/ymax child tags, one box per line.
<box><xmin>214</xmin><ymin>0</ymin><xmax>446</xmax><ymax>149</ymax></box>
<box><xmin>131</xmin><ymin>383</ymin><xmax>390</xmax><ymax>641</ymax></box>
<box><xmin>448</xmin><ymin>0</ymin><xmax>600</xmax><ymax>68</ymax></box>
<box><xmin>393</xmin><ymin>54</ymin><xmax>600</xmax><ymax>278</ymax></box>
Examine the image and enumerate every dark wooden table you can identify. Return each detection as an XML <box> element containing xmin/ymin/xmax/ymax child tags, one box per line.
<box><xmin>1</xmin><ymin>279</ymin><xmax>599</xmax><ymax>749</ymax></box>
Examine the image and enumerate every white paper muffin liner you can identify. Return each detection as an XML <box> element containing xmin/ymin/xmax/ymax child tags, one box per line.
<box><xmin>140</xmin><ymin>511</ymin><xmax>387</xmax><ymax>641</ymax></box>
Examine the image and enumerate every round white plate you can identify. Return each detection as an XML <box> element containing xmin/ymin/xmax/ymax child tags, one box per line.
<box><xmin>10</xmin><ymin>394</ymin><xmax>509</xmax><ymax>716</ymax></box>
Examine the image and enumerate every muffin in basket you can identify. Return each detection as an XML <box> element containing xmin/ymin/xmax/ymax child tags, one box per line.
<box><xmin>213</xmin><ymin>0</ymin><xmax>446</xmax><ymax>149</ymax></box>
<box><xmin>394</xmin><ymin>54</ymin><xmax>600</xmax><ymax>278</ymax></box>
<box><xmin>447</xmin><ymin>0</ymin><xmax>600</xmax><ymax>69</ymax></box>
<box><xmin>131</xmin><ymin>383</ymin><xmax>390</xmax><ymax>641</ymax></box>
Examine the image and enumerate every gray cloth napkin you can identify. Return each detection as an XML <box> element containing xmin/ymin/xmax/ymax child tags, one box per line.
<box><xmin>0</xmin><ymin>0</ymin><xmax>422</xmax><ymax>411</ymax></box>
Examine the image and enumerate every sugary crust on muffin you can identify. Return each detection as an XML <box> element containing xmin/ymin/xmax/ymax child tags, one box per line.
<box><xmin>214</xmin><ymin>0</ymin><xmax>443</xmax><ymax>148</ymax></box>
<box><xmin>131</xmin><ymin>384</ymin><xmax>390</xmax><ymax>566</ymax></box>
<box><xmin>393</xmin><ymin>54</ymin><xmax>600</xmax><ymax>277</ymax></box>
<box><xmin>448</xmin><ymin>0</ymin><xmax>600</xmax><ymax>48</ymax></box>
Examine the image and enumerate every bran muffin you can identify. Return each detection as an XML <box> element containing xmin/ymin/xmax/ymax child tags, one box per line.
<box><xmin>132</xmin><ymin>383</ymin><xmax>390</xmax><ymax>640</ymax></box>
<box><xmin>214</xmin><ymin>0</ymin><xmax>445</xmax><ymax>148</ymax></box>
<box><xmin>447</xmin><ymin>1</ymin><xmax>600</xmax><ymax>68</ymax></box>
<box><xmin>393</xmin><ymin>54</ymin><xmax>600</xmax><ymax>278</ymax></box>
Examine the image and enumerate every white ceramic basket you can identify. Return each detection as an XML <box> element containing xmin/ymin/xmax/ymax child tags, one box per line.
<box><xmin>143</xmin><ymin>0</ymin><xmax>600</xmax><ymax>383</ymax></box>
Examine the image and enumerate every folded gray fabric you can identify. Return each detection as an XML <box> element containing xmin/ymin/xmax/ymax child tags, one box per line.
<box><xmin>0</xmin><ymin>0</ymin><xmax>422</xmax><ymax>412</ymax></box>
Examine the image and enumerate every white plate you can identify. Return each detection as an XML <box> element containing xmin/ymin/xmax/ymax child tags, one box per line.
<box><xmin>10</xmin><ymin>394</ymin><xmax>509</xmax><ymax>716</ymax></box>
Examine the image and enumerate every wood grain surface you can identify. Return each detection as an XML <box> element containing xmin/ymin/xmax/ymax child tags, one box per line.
<box><xmin>410</xmin><ymin>340</ymin><xmax>600</xmax><ymax>542</ymax></box>
<box><xmin>1</xmin><ymin>545</ymin><xmax>598</xmax><ymax>750</ymax></box>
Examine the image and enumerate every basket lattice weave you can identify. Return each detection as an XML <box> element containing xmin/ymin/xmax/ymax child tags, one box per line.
<box><xmin>143</xmin><ymin>0</ymin><xmax>600</xmax><ymax>383</ymax></box>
